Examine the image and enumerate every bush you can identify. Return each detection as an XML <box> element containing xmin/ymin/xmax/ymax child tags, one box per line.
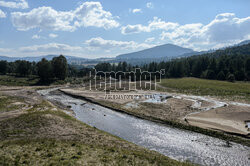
<box><xmin>37</xmin><ymin>58</ymin><xmax>53</xmax><ymax>82</ymax></box>
<box><xmin>51</xmin><ymin>55</ymin><xmax>68</xmax><ymax>80</ymax></box>
<box><xmin>227</xmin><ymin>74</ymin><xmax>235</xmax><ymax>82</ymax></box>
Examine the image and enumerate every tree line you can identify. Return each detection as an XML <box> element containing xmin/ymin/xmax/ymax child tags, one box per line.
<box><xmin>0</xmin><ymin>55</ymin><xmax>68</xmax><ymax>83</ymax></box>
<box><xmin>0</xmin><ymin>43</ymin><xmax>250</xmax><ymax>83</ymax></box>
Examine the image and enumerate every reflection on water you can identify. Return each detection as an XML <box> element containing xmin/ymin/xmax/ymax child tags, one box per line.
<box><xmin>38</xmin><ymin>89</ymin><xmax>250</xmax><ymax>166</ymax></box>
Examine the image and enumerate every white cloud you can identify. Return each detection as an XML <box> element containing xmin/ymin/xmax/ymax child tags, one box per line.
<box><xmin>149</xmin><ymin>17</ymin><xmax>179</xmax><ymax>31</ymax></box>
<box><xmin>132</xmin><ymin>8</ymin><xmax>142</xmax><ymax>13</ymax></box>
<box><xmin>0</xmin><ymin>43</ymin><xmax>85</xmax><ymax>57</ymax></box>
<box><xmin>19</xmin><ymin>43</ymin><xmax>82</xmax><ymax>53</ymax></box>
<box><xmin>74</xmin><ymin>1</ymin><xmax>119</xmax><ymax>29</ymax></box>
<box><xmin>11</xmin><ymin>7</ymin><xmax>75</xmax><ymax>31</ymax></box>
<box><xmin>146</xmin><ymin>2</ymin><xmax>153</xmax><ymax>9</ymax></box>
<box><xmin>11</xmin><ymin>1</ymin><xmax>119</xmax><ymax>31</ymax></box>
<box><xmin>160</xmin><ymin>23</ymin><xmax>203</xmax><ymax>41</ymax></box>
<box><xmin>160</xmin><ymin>13</ymin><xmax>250</xmax><ymax>50</ymax></box>
<box><xmin>31</xmin><ymin>34</ymin><xmax>41</xmax><ymax>39</ymax></box>
<box><xmin>0</xmin><ymin>48</ymin><xmax>12</xmax><ymax>53</ymax></box>
<box><xmin>0</xmin><ymin>9</ymin><xmax>6</xmax><ymax>18</ymax></box>
<box><xmin>122</xmin><ymin>13</ymin><xmax>250</xmax><ymax>50</ymax></box>
<box><xmin>121</xmin><ymin>24</ymin><xmax>149</xmax><ymax>34</ymax></box>
<box><xmin>0</xmin><ymin>0</ymin><xmax>28</xmax><ymax>9</ymax></box>
<box><xmin>121</xmin><ymin>17</ymin><xmax>179</xmax><ymax>34</ymax></box>
<box><xmin>85</xmin><ymin>37</ymin><xmax>153</xmax><ymax>50</ymax></box>
<box><xmin>205</xmin><ymin>13</ymin><xmax>250</xmax><ymax>43</ymax></box>
<box><xmin>49</xmin><ymin>33</ymin><xmax>58</xmax><ymax>38</ymax></box>
<box><xmin>0</xmin><ymin>39</ymin><xmax>154</xmax><ymax>58</ymax></box>
<box><xmin>145</xmin><ymin>37</ymin><xmax>155</xmax><ymax>43</ymax></box>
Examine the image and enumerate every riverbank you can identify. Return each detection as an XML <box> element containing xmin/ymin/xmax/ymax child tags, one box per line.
<box><xmin>59</xmin><ymin>88</ymin><xmax>250</xmax><ymax>147</ymax></box>
<box><xmin>158</xmin><ymin>78</ymin><xmax>250</xmax><ymax>138</ymax></box>
<box><xmin>0</xmin><ymin>87</ymin><xmax>192</xmax><ymax>165</ymax></box>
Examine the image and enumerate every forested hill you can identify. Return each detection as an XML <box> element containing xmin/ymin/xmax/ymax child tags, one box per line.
<box><xmin>94</xmin><ymin>43</ymin><xmax>250</xmax><ymax>82</ymax></box>
<box><xmin>198</xmin><ymin>43</ymin><xmax>250</xmax><ymax>58</ymax></box>
<box><xmin>139</xmin><ymin>43</ymin><xmax>250</xmax><ymax>81</ymax></box>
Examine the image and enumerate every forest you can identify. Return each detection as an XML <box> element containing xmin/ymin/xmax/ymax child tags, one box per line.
<box><xmin>0</xmin><ymin>55</ymin><xmax>68</xmax><ymax>83</ymax></box>
<box><xmin>0</xmin><ymin>43</ymin><xmax>250</xmax><ymax>83</ymax></box>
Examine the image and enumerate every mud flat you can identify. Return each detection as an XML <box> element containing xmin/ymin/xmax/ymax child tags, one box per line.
<box><xmin>186</xmin><ymin>104</ymin><xmax>250</xmax><ymax>136</ymax></box>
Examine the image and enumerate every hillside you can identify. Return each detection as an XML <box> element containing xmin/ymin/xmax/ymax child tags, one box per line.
<box><xmin>198</xmin><ymin>43</ymin><xmax>250</xmax><ymax>58</ymax></box>
<box><xmin>141</xmin><ymin>43</ymin><xmax>250</xmax><ymax>80</ymax></box>
<box><xmin>116</xmin><ymin>44</ymin><xmax>194</xmax><ymax>59</ymax></box>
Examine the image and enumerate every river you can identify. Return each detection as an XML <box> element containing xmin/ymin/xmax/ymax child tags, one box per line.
<box><xmin>38</xmin><ymin>88</ymin><xmax>250</xmax><ymax>166</ymax></box>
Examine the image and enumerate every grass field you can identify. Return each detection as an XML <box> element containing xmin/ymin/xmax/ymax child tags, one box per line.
<box><xmin>0</xmin><ymin>75</ymin><xmax>39</xmax><ymax>86</ymax></box>
<box><xmin>0</xmin><ymin>91</ymin><xmax>192</xmax><ymax>166</ymax></box>
<box><xmin>159</xmin><ymin>78</ymin><xmax>250</xmax><ymax>102</ymax></box>
<box><xmin>0</xmin><ymin>95</ymin><xmax>25</xmax><ymax>113</ymax></box>
<box><xmin>0</xmin><ymin>75</ymin><xmax>90</xmax><ymax>86</ymax></box>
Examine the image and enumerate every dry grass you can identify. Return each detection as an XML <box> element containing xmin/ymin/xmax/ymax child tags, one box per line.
<box><xmin>0</xmin><ymin>89</ymin><xmax>192</xmax><ymax>166</ymax></box>
<box><xmin>0</xmin><ymin>94</ymin><xmax>26</xmax><ymax>113</ymax></box>
<box><xmin>159</xmin><ymin>78</ymin><xmax>250</xmax><ymax>102</ymax></box>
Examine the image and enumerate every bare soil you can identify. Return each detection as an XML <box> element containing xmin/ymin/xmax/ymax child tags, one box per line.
<box><xmin>187</xmin><ymin>105</ymin><xmax>250</xmax><ymax>136</ymax></box>
<box><xmin>0</xmin><ymin>86</ymin><xmax>190</xmax><ymax>166</ymax></box>
<box><xmin>60</xmin><ymin>86</ymin><xmax>250</xmax><ymax>137</ymax></box>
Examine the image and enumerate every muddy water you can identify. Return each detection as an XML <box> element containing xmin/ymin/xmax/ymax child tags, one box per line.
<box><xmin>38</xmin><ymin>89</ymin><xmax>250</xmax><ymax>166</ymax></box>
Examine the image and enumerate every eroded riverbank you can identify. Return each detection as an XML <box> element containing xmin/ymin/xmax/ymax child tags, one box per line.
<box><xmin>39</xmin><ymin>88</ymin><xmax>250</xmax><ymax>166</ymax></box>
<box><xmin>59</xmin><ymin>87</ymin><xmax>250</xmax><ymax>142</ymax></box>
<box><xmin>0</xmin><ymin>86</ymin><xmax>188</xmax><ymax>165</ymax></box>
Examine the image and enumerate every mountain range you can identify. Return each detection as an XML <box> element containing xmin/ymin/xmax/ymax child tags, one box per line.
<box><xmin>116</xmin><ymin>44</ymin><xmax>194</xmax><ymax>59</ymax></box>
<box><xmin>0</xmin><ymin>55</ymin><xmax>87</xmax><ymax>63</ymax></box>
<box><xmin>1</xmin><ymin>40</ymin><xmax>250</xmax><ymax>65</ymax></box>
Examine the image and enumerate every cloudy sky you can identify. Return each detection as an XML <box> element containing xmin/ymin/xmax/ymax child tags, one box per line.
<box><xmin>0</xmin><ymin>0</ymin><xmax>250</xmax><ymax>58</ymax></box>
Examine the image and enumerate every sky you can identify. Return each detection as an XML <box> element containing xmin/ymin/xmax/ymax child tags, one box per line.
<box><xmin>0</xmin><ymin>0</ymin><xmax>250</xmax><ymax>58</ymax></box>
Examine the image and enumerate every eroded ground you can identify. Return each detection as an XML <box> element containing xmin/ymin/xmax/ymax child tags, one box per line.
<box><xmin>0</xmin><ymin>86</ymin><xmax>190</xmax><ymax>166</ymax></box>
<box><xmin>60</xmin><ymin>84</ymin><xmax>250</xmax><ymax>137</ymax></box>
<box><xmin>187</xmin><ymin>105</ymin><xmax>250</xmax><ymax>135</ymax></box>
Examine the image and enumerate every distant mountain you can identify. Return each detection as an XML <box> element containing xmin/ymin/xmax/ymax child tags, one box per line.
<box><xmin>0</xmin><ymin>56</ymin><xmax>16</xmax><ymax>62</ymax></box>
<box><xmin>116</xmin><ymin>44</ymin><xmax>194</xmax><ymax>59</ymax></box>
<box><xmin>236</xmin><ymin>40</ymin><xmax>250</xmax><ymax>46</ymax></box>
<box><xmin>0</xmin><ymin>55</ymin><xmax>87</xmax><ymax>63</ymax></box>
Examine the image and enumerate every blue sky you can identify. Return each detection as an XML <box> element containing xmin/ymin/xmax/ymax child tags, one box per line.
<box><xmin>0</xmin><ymin>0</ymin><xmax>250</xmax><ymax>58</ymax></box>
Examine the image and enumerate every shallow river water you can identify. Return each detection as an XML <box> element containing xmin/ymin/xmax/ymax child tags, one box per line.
<box><xmin>38</xmin><ymin>89</ymin><xmax>250</xmax><ymax>166</ymax></box>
